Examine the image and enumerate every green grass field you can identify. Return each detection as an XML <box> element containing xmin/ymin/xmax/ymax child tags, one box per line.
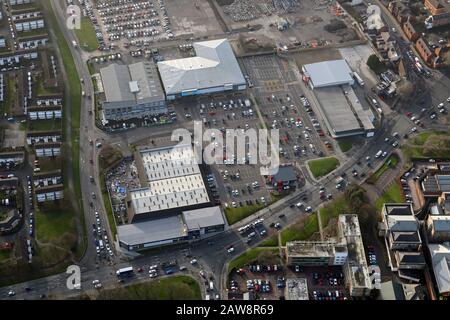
<box><xmin>308</xmin><ymin>157</ymin><xmax>340</xmax><ymax>179</ymax></box>
<box><xmin>319</xmin><ymin>195</ymin><xmax>350</xmax><ymax>227</ymax></box>
<box><xmin>402</xmin><ymin>131</ymin><xmax>450</xmax><ymax>159</ymax></box>
<box><xmin>338</xmin><ymin>140</ymin><xmax>353</xmax><ymax>153</ymax></box>
<box><xmin>28</xmin><ymin>119</ymin><xmax>62</xmax><ymax>132</ymax></box>
<box><xmin>96</xmin><ymin>276</ymin><xmax>201</xmax><ymax>300</ymax></box>
<box><xmin>74</xmin><ymin>17</ymin><xmax>99</xmax><ymax>52</ymax></box>
<box><xmin>259</xmin><ymin>235</ymin><xmax>279</xmax><ymax>247</ymax></box>
<box><xmin>43</xmin><ymin>0</ymin><xmax>85</xmax><ymax>258</ymax></box>
<box><xmin>35</xmin><ymin>204</ymin><xmax>77</xmax><ymax>243</ymax></box>
<box><xmin>225</xmin><ymin>203</ymin><xmax>265</xmax><ymax>225</ymax></box>
<box><xmin>280</xmin><ymin>212</ymin><xmax>319</xmax><ymax>245</ymax></box>
<box><xmin>375</xmin><ymin>183</ymin><xmax>405</xmax><ymax>211</ymax></box>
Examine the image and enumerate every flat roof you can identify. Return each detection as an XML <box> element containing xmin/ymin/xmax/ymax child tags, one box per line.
<box><xmin>286</xmin><ymin>240</ymin><xmax>346</xmax><ymax>258</ymax></box>
<box><xmin>130</xmin><ymin>144</ymin><xmax>210</xmax><ymax>216</ymax></box>
<box><xmin>139</xmin><ymin>145</ymin><xmax>200</xmax><ymax>182</ymax></box>
<box><xmin>286</xmin><ymin>278</ymin><xmax>309</xmax><ymax>300</ymax></box>
<box><xmin>303</xmin><ymin>59</ymin><xmax>354</xmax><ymax>88</ymax></box>
<box><xmin>157</xmin><ymin>39</ymin><xmax>246</xmax><ymax>95</ymax></box>
<box><xmin>182</xmin><ymin>206</ymin><xmax>225</xmax><ymax>230</ymax></box>
<box><xmin>100</xmin><ymin>61</ymin><xmax>165</xmax><ymax>107</ymax></box>
<box><xmin>117</xmin><ymin>215</ymin><xmax>187</xmax><ymax>246</ymax></box>
<box><xmin>314</xmin><ymin>86</ymin><xmax>363</xmax><ymax>136</ymax></box>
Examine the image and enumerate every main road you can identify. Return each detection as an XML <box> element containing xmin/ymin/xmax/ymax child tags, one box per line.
<box><xmin>0</xmin><ymin>0</ymin><xmax>433</xmax><ymax>300</ymax></box>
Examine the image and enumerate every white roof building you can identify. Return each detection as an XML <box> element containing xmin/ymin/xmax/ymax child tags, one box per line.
<box><xmin>302</xmin><ymin>59</ymin><xmax>354</xmax><ymax>89</ymax></box>
<box><xmin>157</xmin><ymin>39</ymin><xmax>246</xmax><ymax>99</ymax></box>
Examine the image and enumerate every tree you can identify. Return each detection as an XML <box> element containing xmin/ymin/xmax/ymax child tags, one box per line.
<box><xmin>397</xmin><ymin>79</ymin><xmax>414</xmax><ymax>101</ymax></box>
<box><xmin>367</xmin><ymin>54</ymin><xmax>387</xmax><ymax>74</ymax></box>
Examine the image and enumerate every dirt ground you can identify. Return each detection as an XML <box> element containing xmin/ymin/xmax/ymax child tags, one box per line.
<box><xmin>215</xmin><ymin>0</ymin><xmax>361</xmax><ymax>47</ymax></box>
<box><xmin>165</xmin><ymin>0</ymin><xmax>224</xmax><ymax>37</ymax></box>
<box><xmin>293</xmin><ymin>47</ymin><xmax>342</xmax><ymax>68</ymax></box>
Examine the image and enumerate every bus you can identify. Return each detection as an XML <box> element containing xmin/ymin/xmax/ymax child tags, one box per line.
<box><xmin>116</xmin><ymin>267</ymin><xmax>134</xmax><ymax>277</ymax></box>
<box><xmin>353</xmin><ymin>72</ymin><xmax>365</xmax><ymax>87</ymax></box>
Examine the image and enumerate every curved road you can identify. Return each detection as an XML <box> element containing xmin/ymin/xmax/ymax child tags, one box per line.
<box><xmin>2</xmin><ymin>0</ymin><xmax>447</xmax><ymax>300</ymax></box>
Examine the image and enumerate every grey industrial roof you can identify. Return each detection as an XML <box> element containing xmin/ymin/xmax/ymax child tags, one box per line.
<box><xmin>100</xmin><ymin>64</ymin><xmax>134</xmax><ymax>103</ymax></box>
<box><xmin>314</xmin><ymin>86</ymin><xmax>363</xmax><ymax>136</ymax></box>
<box><xmin>117</xmin><ymin>215</ymin><xmax>186</xmax><ymax>246</ymax></box>
<box><xmin>422</xmin><ymin>175</ymin><xmax>450</xmax><ymax>194</ymax></box>
<box><xmin>182</xmin><ymin>206</ymin><xmax>225</xmax><ymax>230</ymax></box>
<box><xmin>128</xmin><ymin>62</ymin><xmax>165</xmax><ymax>104</ymax></box>
<box><xmin>303</xmin><ymin>60</ymin><xmax>354</xmax><ymax>88</ymax></box>
<box><xmin>272</xmin><ymin>165</ymin><xmax>297</xmax><ymax>182</ymax></box>
<box><xmin>100</xmin><ymin>61</ymin><xmax>165</xmax><ymax>108</ymax></box>
<box><xmin>157</xmin><ymin>39</ymin><xmax>246</xmax><ymax>95</ymax></box>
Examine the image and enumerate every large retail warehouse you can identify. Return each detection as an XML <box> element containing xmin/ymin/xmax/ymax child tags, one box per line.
<box><xmin>302</xmin><ymin>60</ymin><xmax>375</xmax><ymax>139</ymax></box>
<box><xmin>117</xmin><ymin>144</ymin><xmax>226</xmax><ymax>251</ymax></box>
<box><xmin>157</xmin><ymin>38</ymin><xmax>247</xmax><ymax>99</ymax></box>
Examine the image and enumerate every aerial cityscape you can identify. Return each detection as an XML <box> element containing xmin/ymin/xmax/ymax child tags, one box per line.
<box><xmin>0</xmin><ymin>0</ymin><xmax>449</xmax><ymax>303</ymax></box>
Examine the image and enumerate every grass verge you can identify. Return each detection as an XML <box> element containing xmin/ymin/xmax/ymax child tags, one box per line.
<box><xmin>228</xmin><ymin>248</ymin><xmax>279</xmax><ymax>272</ymax></box>
<box><xmin>225</xmin><ymin>203</ymin><xmax>265</xmax><ymax>225</ymax></box>
<box><xmin>74</xmin><ymin>17</ymin><xmax>99</xmax><ymax>52</ymax></box>
<box><xmin>367</xmin><ymin>154</ymin><xmax>399</xmax><ymax>184</ymax></box>
<box><xmin>259</xmin><ymin>234</ymin><xmax>279</xmax><ymax>247</ymax></box>
<box><xmin>42</xmin><ymin>0</ymin><xmax>84</xmax><ymax>258</ymax></box>
<box><xmin>280</xmin><ymin>212</ymin><xmax>319</xmax><ymax>245</ymax></box>
<box><xmin>96</xmin><ymin>276</ymin><xmax>201</xmax><ymax>300</ymax></box>
<box><xmin>308</xmin><ymin>157</ymin><xmax>340</xmax><ymax>179</ymax></box>
<box><xmin>375</xmin><ymin>182</ymin><xmax>405</xmax><ymax>211</ymax></box>
<box><xmin>338</xmin><ymin>140</ymin><xmax>353</xmax><ymax>152</ymax></box>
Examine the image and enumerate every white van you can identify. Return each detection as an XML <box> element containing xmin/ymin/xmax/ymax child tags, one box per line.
<box><xmin>375</xmin><ymin>150</ymin><xmax>383</xmax><ymax>158</ymax></box>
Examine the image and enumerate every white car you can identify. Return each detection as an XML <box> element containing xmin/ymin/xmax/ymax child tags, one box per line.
<box><xmin>190</xmin><ymin>259</ymin><xmax>198</xmax><ymax>265</ymax></box>
<box><xmin>227</xmin><ymin>247</ymin><xmax>235</xmax><ymax>253</ymax></box>
<box><xmin>411</xmin><ymin>127</ymin><xmax>417</xmax><ymax>133</ymax></box>
<box><xmin>305</xmin><ymin>206</ymin><xmax>312</xmax><ymax>212</ymax></box>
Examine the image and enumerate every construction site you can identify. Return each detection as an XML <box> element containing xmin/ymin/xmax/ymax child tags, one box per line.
<box><xmin>214</xmin><ymin>0</ymin><xmax>362</xmax><ymax>51</ymax></box>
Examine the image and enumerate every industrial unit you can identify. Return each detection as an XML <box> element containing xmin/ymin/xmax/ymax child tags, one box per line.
<box><xmin>100</xmin><ymin>61</ymin><xmax>167</xmax><ymax>122</ymax></box>
<box><xmin>302</xmin><ymin>59</ymin><xmax>375</xmax><ymax>138</ymax></box>
<box><xmin>157</xmin><ymin>38</ymin><xmax>247</xmax><ymax>99</ymax></box>
<box><xmin>118</xmin><ymin>206</ymin><xmax>226</xmax><ymax>251</ymax></box>
<box><xmin>117</xmin><ymin>144</ymin><xmax>226</xmax><ymax>251</ymax></box>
